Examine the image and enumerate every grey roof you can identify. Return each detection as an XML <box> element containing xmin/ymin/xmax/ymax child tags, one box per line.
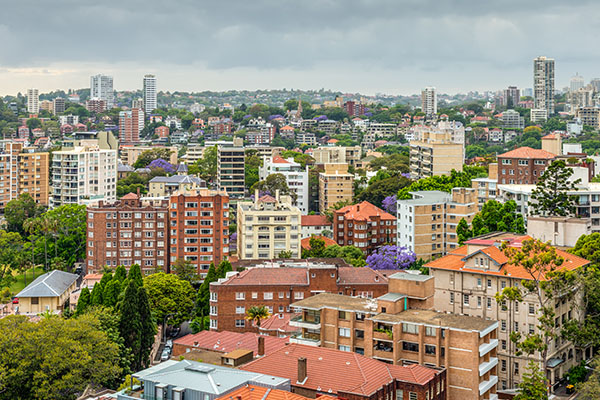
<box><xmin>176</xmin><ymin>163</ymin><xmax>188</xmax><ymax>173</ymax></box>
<box><xmin>118</xmin><ymin>163</ymin><xmax>135</xmax><ymax>172</ymax></box>
<box><xmin>150</xmin><ymin>175</ymin><xmax>205</xmax><ymax>185</ymax></box>
<box><xmin>133</xmin><ymin>360</ymin><xmax>288</xmax><ymax>395</ymax></box>
<box><xmin>398</xmin><ymin>191</ymin><xmax>450</xmax><ymax>205</ymax></box>
<box><xmin>388</xmin><ymin>271</ymin><xmax>433</xmax><ymax>282</ymax></box>
<box><xmin>377</xmin><ymin>292</ymin><xmax>407</xmax><ymax>302</ymax></box>
<box><xmin>17</xmin><ymin>270</ymin><xmax>78</xmax><ymax>298</ymax></box>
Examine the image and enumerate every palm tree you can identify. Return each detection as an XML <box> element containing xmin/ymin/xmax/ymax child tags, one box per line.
<box><xmin>245</xmin><ymin>305</ymin><xmax>271</xmax><ymax>328</ymax></box>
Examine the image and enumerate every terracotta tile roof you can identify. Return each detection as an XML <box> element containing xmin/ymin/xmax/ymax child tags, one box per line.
<box><xmin>542</xmin><ymin>133</ymin><xmax>559</xmax><ymax>139</ymax></box>
<box><xmin>272</xmin><ymin>156</ymin><xmax>291</xmax><ymax>164</ymax></box>
<box><xmin>336</xmin><ymin>201</ymin><xmax>396</xmax><ymax>221</ymax></box>
<box><xmin>301</xmin><ymin>215</ymin><xmax>331</xmax><ymax>227</ymax></box>
<box><xmin>338</xmin><ymin>267</ymin><xmax>388</xmax><ymax>285</ymax></box>
<box><xmin>498</xmin><ymin>146</ymin><xmax>556</xmax><ymax>159</ymax></box>
<box><xmin>240</xmin><ymin>344</ymin><xmax>438</xmax><ymax>396</ymax></box>
<box><xmin>121</xmin><ymin>192</ymin><xmax>139</xmax><ymax>200</ymax></box>
<box><xmin>327</xmin><ymin>139</ymin><xmax>339</xmax><ymax>143</ymax></box>
<box><xmin>301</xmin><ymin>235</ymin><xmax>337</xmax><ymax>250</ymax></box>
<box><xmin>258</xmin><ymin>194</ymin><xmax>277</xmax><ymax>203</ymax></box>
<box><xmin>426</xmin><ymin>240</ymin><xmax>589</xmax><ymax>281</ymax></box>
<box><xmin>281</xmin><ymin>125</ymin><xmax>295</xmax><ymax>131</ymax></box>
<box><xmin>173</xmin><ymin>330</ymin><xmax>288</xmax><ymax>354</ymax></box>
<box><xmin>218</xmin><ymin>268</ymin><xmax>309</xmax><ymax>286</ymax></box>
<box><xmin>217</xmin><ymin>385</ymin><xmax>336</xmax><ymax>400</ymax></box>
<box><xmin>258</xmin><ymin>313</ymin><xmax>299</xmax><ymax>334</ymax></box>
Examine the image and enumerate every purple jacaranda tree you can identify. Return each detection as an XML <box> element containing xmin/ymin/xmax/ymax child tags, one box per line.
<box><xmin>249</xmin><ymin>190</ymin><xmax>273</xmax><ymax>201</ymax></box>
<box><xmin>229</xmin><ymin>232</ymin><xmax>237</xmax><ymax>252</ymax></box>
<box><xmin>382</xmin><ymin>195</ymin><xmax>397</xmax><ymax>215</ymax></box>
<box><xmin>148</xmin><ymin>158</ymin><xmax>175</xmax><ymax>174</ymax></box>
<box><xmin>366</xmin><ymin>245</ymin><xmax>417</xmax><ymax>270</ymax></box>
<box><xmin>269</xmin><ymin>114</ymin><xmax>283</xmax><ymax>120</ymax></box>
<box><xmin>313</xmin><ymin>115</ymin><xmax>328</xmax><ymax>121</ymax></box>
<box><xmin>401</xmin><ymin>172</ymin><xmax>411</xmax><ymax>179</ymax></box>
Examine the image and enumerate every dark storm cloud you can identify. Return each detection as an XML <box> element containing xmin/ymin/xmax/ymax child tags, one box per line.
<box><xmin>1</xmin><ymin>0</ymin><xmax>599</xmax><ymax>92</ymax></box>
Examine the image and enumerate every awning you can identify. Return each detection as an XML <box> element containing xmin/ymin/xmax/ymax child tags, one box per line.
<box><xmin>547</xmin><ymin>358</ymin><xmax>564</xmax><ymax>368</ymax></box>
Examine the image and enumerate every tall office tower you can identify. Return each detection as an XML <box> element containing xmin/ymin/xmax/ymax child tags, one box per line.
<box><xmin>119</xmin><ymin>108</ymin><xmax>143</xmax><ymax>144</ymax></box>
<box><xmin>53</xmin><ymin>97</ymin><xmax>65</xmax><ymax>115</ymax></box>
<box><xmin>570</xmin><ymin>73</ymin><xmax>585</xmax><ymax>92</ymax></box>
<box><xmin>533</xmin><ymin>56</ymin><xmax>555</xmax><ymax>115</ymax></box>
<box><xmin>90</xmin><ymin>74</ymin><xmax>114</xmax><ymax>109</ymax></box>
<box><xmin>421</xmin><ymin>87</ymin><xmax>437</xmax><ymax>117</ymax></box>
<box><xmin>143</xmin><ymin>74</ymin><xmax>157</xmax><ymax>114</ymax></box>
<box><xmin>503</xmin><ymin>86</ymin><xmax>520</xmax><ymax>108</ymax></box>
<box><xmin>27</xmin><ymin>88</ymin><xmax>39</xmax><ymax>114</ymax></box>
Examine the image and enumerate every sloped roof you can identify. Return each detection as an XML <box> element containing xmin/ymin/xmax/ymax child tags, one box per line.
<box><xmin>338</xmin><ymin>268</ymin><xmax>387</xmax><ymax>285</ymax></box>
<box><xmin>17</xmin><ymin>270</ymin><xmax>78</xmax><ymax>298</ymax></box>
<box><xmin>240</xmin><ymin>344</ymin><xmax>439</xmax><ymax>396</ymax></box>
<box><xmin>301</xmin><ymin>235</ymin><xmax>337</xmax><ymax>250</ymax></box>
<box><xmin>258</xmin><ymin>313</ymin><xmax>299</xmax><ymax>334</ymax></box>
<box><xmin>121</xmin><ymin>192</ymin><xmax>139</xmax><ymax>200</ymax></box>
<box><xmin>150</xmin><ymin>175</ymin><xmax>205</xmax><ymax>185</ymax></box>
<box><xmin>217</xmin><ymin>385</ymin><xmax>336</xmax><ymax>400</ymax></box>
<box><xmin>336</xmin><ymin>201</ymin><xmax>396</xmax><ymax>221</ymax></box>
<box><xmin>174</xmin><ymin>330</ymin><xmax>288</xmax><ymax>354</ymax></box>
<box><xmin>218</xmin><ymin>268</ymin><xmax>309</xmax><ymax>286</ymax></box>
<box><xmin>301</xmin><ymin>215</ymin><xmax>331</xmax><ymax>227</ymax></box>
<box><xmin>272</xmin><ymin>156</ymin><xmax>291</xmax><ymax>164</ymax></box>
<box><xmin>258</xmin><ymin>194</ymin><xmax>277</xmax><ymax>203</ymax></box>
<box><xmin>498</xmin><ymin>146</ymin><xmax>556</xmax><ymax>159</ymax></box>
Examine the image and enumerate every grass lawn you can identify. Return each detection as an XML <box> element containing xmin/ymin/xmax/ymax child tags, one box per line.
<box><xmin>7</xmin><ymin>266</ymin><xmax>45</xmax><ymax>296</ymax></box>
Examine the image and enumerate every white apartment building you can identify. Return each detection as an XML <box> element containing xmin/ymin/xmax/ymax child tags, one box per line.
<box><xmin>143</xmin><ymin>74</ymin><xmax>157</xmax><ymax>114</ymax></box>
<box><xmin>237</xmin><ymin>191</ymin><xmax>301</xmax><ymax>260</ymax></box>
<box><xmin>421</xmin><ymin>87</ymin><xmax>437</xmax><ymax>117</ymax></box>
<box><xmin>90</xmin><ymin>74</ymin><xmax>114</xmax><ymax>109</ymax></box>
<box><xmin>27</xmin><ymin>88</ymin><xmax>39</xmax><ymax>114</ymax></box>
<box><xmin>533</xmin><ymin>56</ymin><xmax>555</xmax><ymax>115</ymax></box>
<box><xmin>51</xmin><ymin>146</ymin><xmax>117</xmax><ymax>207</ymax></box>
<box><xmin>500</xmin><ymin>110</ymin><xmax>525</xmax><ymax>130</ymax></box>
<box><xmin>259</xmin><ymin>156</ymin><xmax>309</xmax><ymax>213</ymax></box>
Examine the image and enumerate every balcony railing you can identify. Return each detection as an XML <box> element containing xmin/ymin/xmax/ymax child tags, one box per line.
<box><xmin>289</xmin><ymin>315</ymin><xmax>321</xmax><ymax>329</ymax></box>
<box><xmin>479</xmin><ymin>357</ymin><xmax>498</xmax><ymax>376</ymax></box>
<box><xmin>479</xmin><ymin>339</ymin><xmax>498</xmax><ymax>357</ymax></box>
<box><xmin>289</xmin><ymin>334</ymin><xmax>320</xmax><ymax>347</ymax></box>
<box><xmin>479</xmin><ymin>375</ymin><xmax>498</xmax><ymax>396</ymax></box>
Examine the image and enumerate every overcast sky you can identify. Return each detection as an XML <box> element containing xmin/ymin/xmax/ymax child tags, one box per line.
<box><xmin>0</xmin><ymin>0</ymin><xmax>598</xmax><ymax>96</ymax></box>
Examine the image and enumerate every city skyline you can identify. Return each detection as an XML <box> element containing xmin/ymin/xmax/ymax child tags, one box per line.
<box><xmin>1</xmin><ymin>1</ymin><xmax>600</xmax><ymax>96</ymax></box>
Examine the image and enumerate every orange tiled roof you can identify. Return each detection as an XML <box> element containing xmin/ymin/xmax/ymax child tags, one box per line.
<box><xmin>240</xmin><ymin>344</ymin><xmax>439</xmax><ymax>396</ymax></box>
<box><xmin>301</xmin><ymin>215</ymin><xmax>331</xmax><ymax>227</ymax></box>
<box><xmin>258</xmin><ymin>312</ymin><xmax>299</xmax><ymax>333</ymax></box>
<box><xmin>301</xmin><ymin>235</ymin><xmax>337</xmax><ymax>250</ymax></box>
<box><xmin>336</xmin><ymin>201</ymin><xmax>396</xmax><ymax>221</ymax></box>
<box><xmin>217</xmin><ymin>385</ymin><xmax>336</xmax><ymax>400</ymax></box>
<box><xmin>272</xmin><ymin>156</ymin><xmax>290</xmax><ymax>164</ymax></box>
<box><xmin>258</xmin><ymin>194</ymin><xmax>277</xmax><ymax>203</ymax></box>
<box><xmin>338</xmin><ymin>267</ymin><xmax>387</xmax><ymax>285</ymax></box>
<box><xmin>426</xmin><ymin>240</ymin><xmax>589</xmax><ymax>281</ymax></box>
<box><xmin>219</xmin><ymin>268</ymin><xmax>309</xmax><ymax>286</ymax></box>
<box><xmin>281</xmin><ymin>125</ymin><xmax>295</xmax><ymax>131</ymax></box>
<box><xmin>498</xmin><ymin>146</ymin><xmax>556</xmax><ymax>159</ymax></box>
<box><xmin>121</xmin><ymin>192</ymin><xmax>139</xmax><ymax>200</ymax></box>
<box><xmin>174</xmin><ymin>330</ymin><xmax>288</xmax><ymax>354</ymax></box>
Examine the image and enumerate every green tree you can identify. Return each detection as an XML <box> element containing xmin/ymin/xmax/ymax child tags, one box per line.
<box><xmin>578</xmin><ymin>358</ymin><xmax>600</xmax><ymax>399</ymax></box>
<box><xmin>514</xmin><ymin>361</ymin><xmax>548</xmax><ymax>400</ymax></box>
<box><xmin>456</xmin><ymin>218</ymin><xmax>471</xmax><ymax>245</ymax></box>
<box><xmin>103</xmin><ymin>279</ymin><xmax>120</xmax><ymax>308</ymax></box>
<box><xmin>302</xmin><ymin>236</ymin><xmax>327</xmax><ymax>258</ymax></box>
<box><xmin>191</xmin><ymin>145</ymin><xmax>217</xmax><ymax>182</ymax></box>
<box><xmin>245</xmin><ymin>305</ymin><xmax>271</xmax><ymax>328</ymax></box>
<box><xmin>197</xmin><ymin>263</ymin><xmax>217</xmax><ymax>317</ymax></box>
<box><xmin>75</xmin><ymin>287</ymin><xmax>91</xmax><ymax>315</ymax></box>
<box><xmin>0</xmin><ymin>229</ymin><xmax>24</xmax><ymax>287</ymax></box>
<box><xmin>172</xmin><ymin>258</ymin><xmax>198</xmax><ymax>283</ymax></box>
<box><xmin>26</xmin><ymin>117</ymin><xmax>42</xmax><ymax>131</ymax></box>
<box><xmin>4</xmin><ymin>193</ymin><xmax>44</xmax><ymax>236</ymax></box>
<box><xmin>144</xmin><ymin>272</ymin><xmax>195</xmax><ymax>326</ymax></box>
<box><xmin>250</xmin><ymin>173</ymin><xmax>296</xmax><ymax>202</ymax></box>
<box><xmin>244</xmin><ymin>152</ymin><xmax>263</xmax><ymax>189</ymax></box>
<box><xmin>0</xmin><ymin>313</ymin><xmax>122</xmax><ymax>400</ymax></box>
<box><xmin>322</xmin><ymin>244</ymin><xmax>366</xmax><ymax>267</ymax></box>
<box><xmin>39</xmin><ymin>204</ymin><xmax>87</xmax><ymax>268</ymax></box>
<box><xmin>90</xmin><ymin>281</ymin><xmax>104</xmax><ymax>306</ymax></box>
<box><xmin>127</xmin><ymin>264</ymin><xmax>143</xmax><ymax>288</ymax></box>
<box><xmin>529</xmin><ymin>160</ymin><xmax>580</xmax><ymax>217</ymax></box>
<box><xmin>278</xmin><ymin>250</ymin><xmax>293</xmax><ymax>259</ymax></box>
<box><xmin>132</xmin><ymin>148</ymin><xmax>174</xmax><ymax>168</ymax></box>
<box><xmin>118</xmin><ymin>278</ymin><xmax>156</xmax><ymax>372</ymax></box>
<box><xmin>216</xmin><ymin>259</ymin><xmax>233</xmax><ymax>279</ymax></box>
<box><xmin>113</xmin><ymin>265</ymin><xmax>127</xmax><ymax>283</ymax></box>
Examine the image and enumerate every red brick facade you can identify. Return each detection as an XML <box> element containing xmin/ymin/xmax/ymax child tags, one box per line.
<box><xmin>497</xmin><ymin>147</ymin><xmax>555</xmax><ymax>185</ymax></box>
<box><xmin>209</xmin><ymin>263</ymin><xmax>388</xmax><ymax>332</ymax></box>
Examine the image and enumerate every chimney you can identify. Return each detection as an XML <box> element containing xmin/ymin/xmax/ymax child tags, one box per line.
<box><xmin>258</xmin><ymin>336</ymin><xmax>265</xmax><ymax>356</ymax></box>
<box><xmin>297</xmin><ymin>357</ymin><xmax>307</xmax><ymax>383</ymax></box>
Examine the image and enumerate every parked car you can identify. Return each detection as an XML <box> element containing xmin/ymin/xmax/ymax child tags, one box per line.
<box><xmin>166</xmin><ymin>339</ymin><xmax>173</xmax><ymax>349</ymax></box>
<box><xmin>11</xmin><ymin>297</ymin><xmax>18</xmax><ymax>304</ymax></box>
<box><xmin>160</xmin><ymin>350</ymin><xmax>170</xmax><ymax>361</ymax></box>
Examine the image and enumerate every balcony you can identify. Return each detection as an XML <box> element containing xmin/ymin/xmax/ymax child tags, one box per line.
<box><xmin>489</xmin><ymin>394</ymin><xmax>498</xmax><ymax>400</ymax></box>
<box><xmin>479</xmin><ymin>339</ymin><xmax>498</xmax><ymax>357</ymax></box>
<box><xmin>289</xmin><ymin>334</ymin><xmax>320</xmax><ymax>346</ymax></box>
<box><xmin>479</xmin><ymin>357</ymin><xmax>498</xmax><ymax>376</ymax></box>
<box><xmin>479</xmin><ymin>375</ymin><xmax>498</xmax><ymax>396</ymax></box>
<box><xmin>289</xmin><ymin>315</ymin><xmax>321</xmax><ymax>329</ymax></box>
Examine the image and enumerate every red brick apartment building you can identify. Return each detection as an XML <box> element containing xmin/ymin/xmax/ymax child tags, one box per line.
<box><xmin>169</xmin><ymin>189</ymin><xmax>230</xmax><ymax>275</ymax></box>
<box><xmin>241</xmin><ymin>343</ymin><xmax>446</xmax><ymax>400</ymax></box>
<box><xmin>333</xmin><ymin>201</ymin><xmax>397</xmax><ymax>255</ymax></box>
<box><xmin>209</xmin><ymin>260</ymin><xmax>388</xmax><ymax>332</ymax></box>
<box><xmin>86</xmin><ymin>193</ymin><xmax>169</xmax><ymax>275</ymax></box>
<box><xmin>497</xmin><ymin>147</ymin><xmax>555</xmax><ymax>184</ymax></box>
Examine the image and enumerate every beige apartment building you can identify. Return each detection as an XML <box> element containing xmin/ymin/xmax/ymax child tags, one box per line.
<box><xmin>120</xmin><ymin>145</ymin><xmax>178</xmax><ymax>166</ymax></box>
<box><xmin>318</xmin><ymin>163</ymin><xmax>353</xmax><ymax>213</ymax></box>
<box><xmin>0</xmin><ymin>141</ymin><xmax>49</xmax><ymax>209</ymax></box>
<box><xmin>471</xmin><ymin>164</ymin><xmax>498</xmax><ymax>210</ymax></box>
<box><xmin>290</xmin><ymin>272</ymin><xmax>499</xmax><ymax>400</ymax></box>
<box><xmin>311</xmin><ymin>146</ymin><xmax>362</xmax><ymax>167</ymax></box>
<box><xmin>409</xmin><ymin>130</ymin><xmax>463</xmax><ymax>179</ymax></box>
<box><xmin>237</xmin><ymin>191</ymin><xmax>301</xmax><ymax>259</ymax></box>
<box><xmin>427</xmin><ymin>232</ymin><xmax>591</xmax><ymax>392</ymax></box>
<box><xmin>397</xmin><ymin>188</ymin><xmax>478</xmax><ymax>260</ymax></box>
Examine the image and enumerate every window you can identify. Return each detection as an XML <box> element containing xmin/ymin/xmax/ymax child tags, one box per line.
<box><xmin>477</xmin><ymin>277</ymin><xmax>482</xmax><ymax>287</ymax></box>
<box><xmin>487</xmin><ymin>297</ymin><xmax>492</xmax><ymax>309</ymax></box>
<box><xmin>235</xmin><ymin>292</ymin><xmax>245</xmax><ymax>300</ymax></box>
<box><xmin>396</xmin><ymin>390</ymin><xmax>403</xmax><ymax>400</ymax></box>
<box><xmin>338</xmin><ymin>345</ymin><xmax>350</xmax><ymax>352</ymax></box>
<box><xmin>514</xmin><ymin>321</ymin><xmax>519</xmax><ymax>332</ymax></box>
<box><xmin>425</xmin><ymin>326</ymin><xmax>436</xmax><ymax>336</ymax></box>
<box><xmin>294</xmin><ymin>292</ymin><xmax>304</xmax><ymax>300</ymax></box>
<box><xmin>501</xmin><ymin>339</ymin><xmax>507</xmax><ymax>350</ymax></box>
<box><xmin>529</xmin><ymin>324</ymin><xmax>535</xmax><ymax>334</ymax></box>
<box><xmin>463</xmin><ymin>294</ymin><xmax>469</xmax><ymax>305</ymax></box>
<box><xmin>235</xmin><ymin>320</ymin><xmax>245</xmax><ymax>327</ymax></box>
<box><xmin>425</xmin><ymin>344</ymin><xmax>436</xmax><ymax>355</ymax></box>
<box><xmin>514</xmin><ymin>362</ymin><xmax>519</xmax><ymax>374</ymax></box>
<box><xmin>338</xmin><ymin>311</ymin><xmax>348</xmax><ymax>320</ymax></box>
<box><xmin>31</xmin><ymin>297</ymin><xmax>39</xmax><ymax>305</ymax></box>
<box><xmin>339</xmin><ymin>327</ymin><xmax>350</xmax><ymax>337</ymax></box>
<box><xmin>449</xmin><ymin>292</ymin><xmax>454</xmax><ymax>304</ymax></box>
<box><xmin>409</xmin><ymin>392</ymin><xmax>417</xmax><ymax>400</ymax></box>
<box><xmin>210</xmin><ymin>306</ymin><xmax>217</xmax><ymax>315</ymax></box>
<box><xmin>402</xmin><ymin>342</ymin><xmax>419</xmax><ymax>352</ymax></box>
<box><xmin>264</xmin><ymin>292</ymin><xmax>273</xmax><ymax>300</ymax></box>
<box><xmin>252</xmin><ymin>292</ymin><xmax>258</xmax><ymax>299</ymax></box>
<box><xmin>529</xmin><ymin>303</ymin><xmax>535</xmax><ymax>315</ymax></box>
<box><xmin>236</xmin><ymin>306</ymin><xmax>245</xmax><ymax>314</ymax></box>
<box><xmin>402</xmin><ymin>323</ymin><xmax>418</xmax><ymax>334</ymax></box>
<box><xmin>501</xmin><ymin>359</ymin><xmax>507</xmax><ymax>371</ymax></box>
<box><xmin>501</xmin><ymin>320</ymin><xmax>506</xmax><ymax>331</ymax></box>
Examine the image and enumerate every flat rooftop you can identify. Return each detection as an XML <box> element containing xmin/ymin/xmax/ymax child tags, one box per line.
<box><xmin>370</xmin><ymin>309</ymin><xmax>496</xmax><ymax>332</ymax></box>
<box><xmin>389</xmin><ymin>271</ymin><xmax>433</xmax><ymax>282</ymax></box>
<box><xmin>291</xmin><ymin>293</ymin><xmax>378</xmax><ymax>312</ymax></box>
<box><xmin>398</xmin><ymin>191</ymin><xmax>450</xmax><ymax>205</ymax></box>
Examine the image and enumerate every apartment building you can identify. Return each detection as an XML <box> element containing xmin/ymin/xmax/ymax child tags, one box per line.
<box><xmin>259</xmin><ymin>156</ymin><xmax>309</xmax><ymax>213</ymax></box>
<box><xmin>0</xmin><ymin>142</ymin><xmax>49</xmax><ymax>209</ymax></box>
<box><xmin>85</xmin><ymin>99</ymin><xmax>105</xmax><ymax>113</ymax></box>
<box><xmin>241</xmin><ymin>343</ymin><xmax>446</xmax><ymax>400</ymax></box>
<box><xmin>118</xmin><ymin>108</ymin><xmax>144</xmax><ymax>144</ymax></box>
<box><xmin>50</xmin><ymin>145</ymin><xmax>117</xmax><ymax>207</ymax></box>
<box><xmin>471</xmin><ymin>164</ymin><xmax>498</xmax><ymax>210</ymax></box>
<box><xmin>409</xmin><ymin>130</ymin><xmax>464</xmax><ymax>179</ymax></box>
<box><xmin>367</xmin><ymin>122</ymin><xmax>398</xmax><ymax>137</ymax></box>
<box><xmin>27</xmin><ymin>88</ymin><xmax>39</xmax><ymax>114</ymax></box>
<box><xmin>427</xmin><ymin>233</ymin><xmax>590</xmax><ymax>392</ymax></box>
<box><xmin>301</xmin><ymin>215</ymin><xmax>332</xmax><ymax>238</ymax></box>
<box><xmin>237</xmin><ymin>192</ymin><xmax>301</xmax><ymax>260</ymax></box>
<box><xmin>209</xmin><ymin>260</ymin><xmax>389</xmax><ymax>332</ymax></box>
<box><xmin>421</xmin><ymin>87</ymin><xmax>437</xmax><ymax>118</ymax></box>
<box><xmin>148</xmin><ymin>175</ymin><xmax>206</xmax><ymax>197</ymax></box>
<box><xmin>120</xmin><ymin>145</ymin><xmax>178</xmax><ymax>166</ymax></box>
<box><xmin>397</xmin><ymin>188</ymin><xmax>478</xmax><ymax>260</ymax></box>
<box><xmin>318</xmin><ymin>163</ymin><xmax>353</xmax><ymax>213</ymax></box>
<box><xmin>86</xmin><ymin>193</ymin><xmax>169</xmax><ymax>274</ymax></box>
<box><xmin>90</xmin><ymin>74</ymin><xmax>114</xmax><ymax>109</ymax></box>
<box><xmin>217</xmin><ymin>145</ymin><xmax>245</xmax><ymax>198</ymax></box>
<box><xmin>289</xmin><ymin>272</ymin><xmax>499</xmax><ymax>400</ymax></box>
<box><xmin>500</xmin><ymin>110</ymin><xmax>525</xmax><ymax>129</ymax></box>
<box><xmin>575</xmin><ymin>106</ymin><xmax>600</xmax><ymax>129</ymax></box>
<box><xmin>502</xmin><ymin>86</ymin><xmax>520</xmax><ymax>108</ymax></box>
<box><xmin>497</xmin><ymin>147</ymin><xmax>555</xmax><ymax>185</ymax></box>
<box><xmin>533</xmin><ymin>56</ymin><xmax>555</xmax><ymax>115</ymax></box>
<box><xmin>311</xmin><ymin>146</ymin><xmax>362</xmax><ymax>167</ymax></box>
<box><xmin>143</xmin><ymin>74</ymin><xmax>157</xmax><ymax>114</ymax></box>
<box><xmin>333</xmin><ymin>201</ymin><xmax>397</xmax><ymax>255</ymax></box>
<box><xmin>169</xmin><ymin>189</ymin><xmax>230</xmax><ymax>275</ymax></box>
<box><xmin>53</xmin><ymin>97</ymin><xmax>65</xmax><ymax>115</ymax></box>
